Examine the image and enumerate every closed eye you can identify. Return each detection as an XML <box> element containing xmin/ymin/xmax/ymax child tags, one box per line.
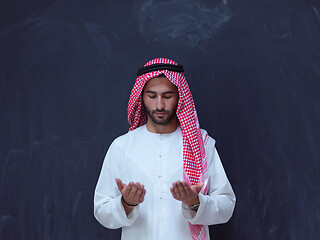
<box><xmin>163</xmin><ymin>95</ymin><xmax>172</xmax><ymax>99</ymax></box>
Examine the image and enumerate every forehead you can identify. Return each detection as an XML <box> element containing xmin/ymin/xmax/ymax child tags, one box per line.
<box><xmin>143</xmin><ymin>75</ymin><xmax>178</xmax><ymax>93</ymax></box>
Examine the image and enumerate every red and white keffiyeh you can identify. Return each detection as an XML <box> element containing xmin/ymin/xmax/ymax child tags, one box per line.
<box><xmin>128</xmin><ymin>58</ymin><xmax>208</xmax><ymax>240</ymax></box>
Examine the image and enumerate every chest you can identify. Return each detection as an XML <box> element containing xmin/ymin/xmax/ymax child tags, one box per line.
<box><xmin>118</xmin><ymin>134</ymin><xmax>183</xmax><ymax>185</ymax></box>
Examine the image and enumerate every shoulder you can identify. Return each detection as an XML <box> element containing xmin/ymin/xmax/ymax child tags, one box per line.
<box><xmin>110</xmin><ymin>125</ymin><xmax>145</xmax><ymax>150</ymax></box>
<box><xmin>103</xmin><ymin>126</ymin><xmax>145</xmax><ymax>168</ymax></box>
<box><xmin>200</xmin><ymin>128</ymin><xmax>217</xmax><ymax>166</ymax></box>
<box><xmin>200</xmin><ymin>128</ymin><xmax>216</xmax><ymax>147</ymax></box>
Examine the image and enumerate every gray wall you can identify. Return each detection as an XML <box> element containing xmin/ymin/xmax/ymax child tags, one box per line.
<box><xmin>1</xmin><ymin>0</ymin><xmax>320</xmax><ymax>239</ymax></box>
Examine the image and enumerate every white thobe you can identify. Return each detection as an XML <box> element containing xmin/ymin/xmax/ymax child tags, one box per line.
<box><xmin>94</xmin><ymin>125</ymin><xmax>236</xmax><ymax>240</ymax></box>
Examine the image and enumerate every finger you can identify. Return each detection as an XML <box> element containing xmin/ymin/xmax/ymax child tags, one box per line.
<box><xmin>182</xmin><ymin>181</ymin><xmax>191</xmax><ymax>193</ymax></box>
<box><xmin>172</xmin><ymin>181</ymin><xmax>177</xmax><ymax>188</ymax></box>
<box><xmin>138</xmin><ymin>188</ymin><xmax>146</xmax><ymax>203</ymax></box>
<box><xmin>115</xmin><ymin>178</ymin><xmax>123</xmax><ymax>191</ymax></box>
<box><xmin>129</xmin><ymin>182</ymin><xmax>141</xmax><ymax>198</ymax></box>
<box><xmin>192</xmin><ymin>182</ymin><xmax>204</xmax><ymax>193</ymax></box>
<box><xmin>170</xmin><ymin>186</ymin><xmax>177</xmax><ymax>199</ymax></box>
<box><xmin>196</xmin><ymin>182</ymin><xmax>204</xmax><ymax>193</ymax></box>
<box><xmin>122</xmin><ymin>182</ymin><xmax>134</xmax><ymax>196</ymax></box>
<box><xmin>172</xmin><ymin>181</ymin><xmax>182</xmax><ymax>191</ymax></box>
<box><xmin>135</xmin><ymin>184</ymin><xmax>144</xmax><ymax>198</ymax></box>
<box><xmin>173</xmin><ymin>181</ymin><xmax>183</xmax><ymax>198</ymax></box>
<box><xmin>177</xmin><ymin>181</ymin><xmax>187</xmax><ymax>197</ymax></box>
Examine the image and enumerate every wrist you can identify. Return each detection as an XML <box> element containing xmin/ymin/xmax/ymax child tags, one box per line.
<box><xmin>121</xmin><ymin>196</ymin><xmax>138</xmax><ymax>207</ymax></box>
<box><xmin>190</xmin><ymin>203</ymin><xmax>200</xmax><ymax>211</ymax></box>
<box><xmin>184</xmin><ymin>196</ymin><xmax>200</xmax><ymax>207</ymax></box>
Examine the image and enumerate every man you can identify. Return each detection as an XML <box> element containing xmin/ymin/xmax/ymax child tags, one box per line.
<box><xmin>94</xmin><ymin>58</ymin><xmax>236</xmax><ymax>240</ymax></box>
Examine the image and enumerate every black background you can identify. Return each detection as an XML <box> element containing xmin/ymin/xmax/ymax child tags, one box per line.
<box><xmin>1</xmin><ymin>0</ymin><xmax>320</xmax><ymax>239</ymax></box>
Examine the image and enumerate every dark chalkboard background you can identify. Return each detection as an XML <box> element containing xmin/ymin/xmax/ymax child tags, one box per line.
<box><xmin>1</xmin><ymin>0</ymin><xmax>320</xmax><ymax>239</ymax></box>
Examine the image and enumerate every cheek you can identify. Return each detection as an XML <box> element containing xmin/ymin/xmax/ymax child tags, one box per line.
<box><xmin>169</xmin><ymin>98</ymin><xmax>179</xmax><ymax>110</ymax></box>
<box><xmin>143</xmin><ymin>98</ymin><xmax>154</xmax><ymax>110</ymax></box>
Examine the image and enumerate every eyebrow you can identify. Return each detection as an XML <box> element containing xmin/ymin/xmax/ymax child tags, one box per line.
<box><xmin>145</xmin><ymin>90</ymin><xmax>176</xmax><ymax>94</ymax></box>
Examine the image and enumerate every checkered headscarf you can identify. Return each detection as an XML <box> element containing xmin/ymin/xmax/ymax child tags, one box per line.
<box><xmin>128</xmin><ymin>58</ymin><xmax>208</xmax><ymax>240</ymax></box>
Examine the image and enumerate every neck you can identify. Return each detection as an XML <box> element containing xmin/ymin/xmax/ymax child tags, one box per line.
<box><xmin>146</xmin><ymin>117</ymin><xmax>179</xmax><ymax>133</ymax></box>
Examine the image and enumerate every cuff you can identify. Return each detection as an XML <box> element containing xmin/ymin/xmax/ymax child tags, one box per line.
<box><xmin>181</xmin><ymin>193</ymin><xmax>206</xmax><ymax>224</ymax></box>
<box><xmin>117</xmin><ymin>195</ymin><xmax>140</xmax><ymax>226</ymax></box>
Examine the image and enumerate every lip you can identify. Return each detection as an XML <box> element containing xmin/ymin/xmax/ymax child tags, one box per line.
<box><xmin>154</xmin><ymin>112</ymin><xmax>167</xmax><ymax>117</ymax></box>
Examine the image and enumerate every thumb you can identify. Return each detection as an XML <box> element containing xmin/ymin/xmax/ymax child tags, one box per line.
<box><xmin>194</xmin><ymin>182</ymin><xmax>204</xmax><ymax>193</ymax></box>
<box><xmin>115</xmin><ymin>178</ymin><xmax>124</xmax><ymax>191</ymax></box>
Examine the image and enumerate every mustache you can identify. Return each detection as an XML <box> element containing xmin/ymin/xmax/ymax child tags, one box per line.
<box><xmin>151</xmin><ymin>110</ymin><xmax>170</xmax><ymax>114</ymax></box>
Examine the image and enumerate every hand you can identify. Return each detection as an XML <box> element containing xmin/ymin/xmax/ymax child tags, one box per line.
<box><xmin>115</xmin><ymin>178</ymin><xmax>146</xmax><ymax>206</ymax></box>
<box><xmin>170</xmin><ymin>180</ymin><xmax>204</xmax><ymax>206</ymax></box>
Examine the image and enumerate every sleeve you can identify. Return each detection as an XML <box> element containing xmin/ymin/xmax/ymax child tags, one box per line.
<box><xmin>181</xmin><ymin>137</ymin><xmax>236</xmax><ymax>225</ymax></box>
<box><xmin>93</xmin><ymin>140</ymin><xmax>140</xmax><ymax>229</ymax></box>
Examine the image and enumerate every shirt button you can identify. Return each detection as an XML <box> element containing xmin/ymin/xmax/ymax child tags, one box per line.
<box><xmin>159</xmin><ymin>155</ymin><xmax>162</xmax><ymax>158</ymax></box>
<box><xmin>158</xmin><ymin>175</ymin><xmax>161</xmax><ymax>178</ymax></box>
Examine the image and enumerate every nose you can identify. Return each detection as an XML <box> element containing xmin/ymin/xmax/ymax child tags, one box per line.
<box><xmin>156</xmin><ymin>96</ymin><xmax>165</xmax><ymax>110</ymax></box>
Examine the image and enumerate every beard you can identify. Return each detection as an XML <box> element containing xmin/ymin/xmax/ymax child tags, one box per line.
<box><xmin>144</xmin><ymin>105</ymin><xmax>176</xmax><ymax>125</ymax></box>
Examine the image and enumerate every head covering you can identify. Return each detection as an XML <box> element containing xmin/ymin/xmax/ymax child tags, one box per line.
<box><xmin>128</xmin><ymin>58</ymin><xmax>208</xmax><ymax>240</ymax></box>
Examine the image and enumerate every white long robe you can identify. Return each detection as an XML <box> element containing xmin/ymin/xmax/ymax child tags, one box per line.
<box><xmin>94</xmin><ymin>125</ymin><xmax>236</xmax><ymax>240</ymax></box>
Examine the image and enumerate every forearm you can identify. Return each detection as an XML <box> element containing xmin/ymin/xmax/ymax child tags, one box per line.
<box><xmin>182</xmin><ymin>182</ymin><xmax>236</xmax><ymax>225</ymax></box>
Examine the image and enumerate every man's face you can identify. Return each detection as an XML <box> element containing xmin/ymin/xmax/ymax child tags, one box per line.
<box><xmin>142</xmin><ymin>75</ymin><xmax>179</xmax><ymax>126</ymax></box>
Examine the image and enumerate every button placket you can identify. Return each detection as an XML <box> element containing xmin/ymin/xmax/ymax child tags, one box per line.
<box><xmin>158</xmin><ymin>134</ymin><xmax>163</xmax><ymax>236</ymax></box>
<box><xmin>159</xmin><ymin>134</ymin><xmax>163</xmax><ymax>200</ymax></box>
<box><xmin>160</xmin><ymin>134</ymin><xmax>168</xmax><ymax>235</ymax></box>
